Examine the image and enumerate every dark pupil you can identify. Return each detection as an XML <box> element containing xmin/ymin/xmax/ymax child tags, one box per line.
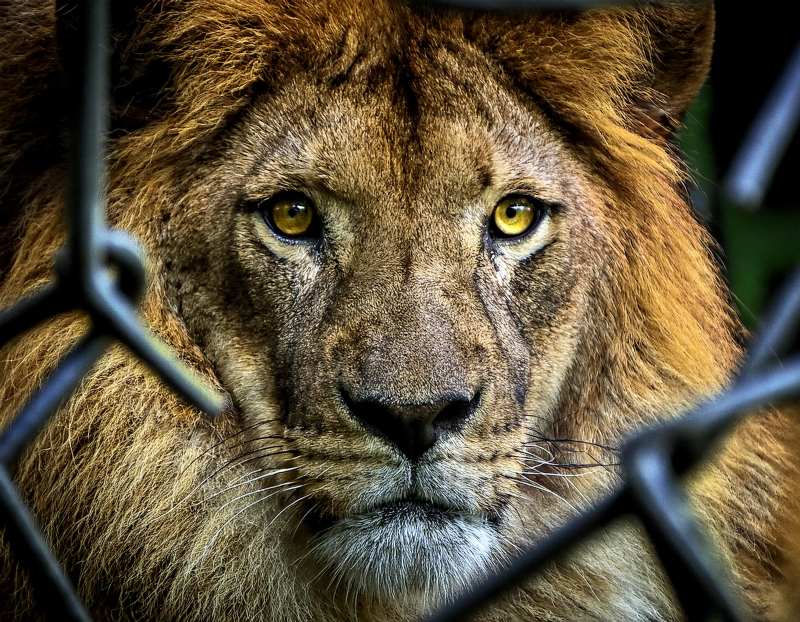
<box><xmin>505</xmin><ymin>205</ymin><xmax>519</xmax><ymax>220</ymax></box>
<box><xmin>287</xmin><ymin>204</ymin><xmax>303</xmax><ymax>219</ymax></box>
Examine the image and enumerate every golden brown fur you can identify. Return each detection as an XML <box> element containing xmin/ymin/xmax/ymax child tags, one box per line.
<box><xmin>0</xmin><ymin>1</ymin><xmax>797</xmax><ymax>620</ymax></box>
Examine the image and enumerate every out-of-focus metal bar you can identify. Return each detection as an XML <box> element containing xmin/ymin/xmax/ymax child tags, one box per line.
<box><xmin>62</xmin><ymin>0</ymin><xmax>107</xmax><ymax>292</ymax></box>
<box><xmin>669</xmin><ymin>356</ymin><xmax>800</xmax><ymax>471</ymax></box>
<box><xmin>426</xmin><ymin>353</ymin><xmax>800</xmax><ymax>622</ymax></box>
<box><xmin>0</xmin><ymin>285</ymin><xmax>68</xmax><ymax>348</ymax></box>
<box><xmin>55</xmin><ymin>0</ymin><xmax>224</xmax><ymax>418</ymax></box>
<box><xmin>0</xmin><ymin>1</ymin><xmax>795</xmax><ymax>621</ymax></box>
<box><xmin>743</xmin><ymin>268</ymin><xmax>800</xmax><ymax>374</ymax></box>
<box><xmin>618</xmin><ymin>273</ymin><xmax>800</xmax><ymax>621</ymax></box>
<box><xmin>724</xmin><ymin>44</ymin><xmax>800</xmax><ymax>210</ymax></box>
<box><xmin>624</xmin><ymin>446</ymin><xmax>745</xmax><ymax>621</ymax></box>
<box><xmin>0</xmin><ymin>334</ymin><xmax>107</xmax><ymax>620</ymax></box>
<box><xmin>569</xmin><ymin>354</ymin><xmax>800</xmax><ymax>620</ymax></box>
<box><xmin>422</xmin><ymin>6</ymin><xmax>800</xmax><ymax>619</ymax></box>
<box><xmin>0</xmin><ymin>1</ymin><xmax>222</xmax><ymax>619</ymax></box>
<box><xmin>0</xmin><ymin>466</ymin><xmax>90</xmax><ymax>622</ymax></box>
<box><xmin>94</xmin><ymin>272</ymin><xmax>224</xmax><ymax>413</ymax></box>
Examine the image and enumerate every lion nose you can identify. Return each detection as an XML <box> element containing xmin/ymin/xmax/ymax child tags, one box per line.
<box><xmin>340</xmin><ymin>388</ymin><xmax>479</xmax><ymax>461</ymax></box>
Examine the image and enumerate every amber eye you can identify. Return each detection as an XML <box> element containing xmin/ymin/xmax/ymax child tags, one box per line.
<box><xmin>261</xmin><ymin>192</ymin><xmax>317</xmax><ymax>239</ymax></box>
<box><xmin>491</xmin><ymin>195</ymin><xmax>545</xmax><ymax>239</ymax></box>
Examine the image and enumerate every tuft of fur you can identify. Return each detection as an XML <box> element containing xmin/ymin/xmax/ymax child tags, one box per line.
<box><xmin>0</xmin><ymin>1</ymin><xmax>797</xmax><ymax>620</ymax></box>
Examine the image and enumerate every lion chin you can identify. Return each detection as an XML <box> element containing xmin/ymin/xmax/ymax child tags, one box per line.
<box><xmin>297</xmin><ymin>459</ymin><xmax>501</xmax><ymax>610</ymax></box>
<box><xmin>308</xmin><ymin>501</ymin><xmax>498</xmax><ymax>608</ymax></box>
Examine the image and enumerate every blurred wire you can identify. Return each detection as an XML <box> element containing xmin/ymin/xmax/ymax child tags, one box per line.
<box><xmin>0</xmin><ymin>2</ymin><xmax>223</xmax><ymax>620</ymax></box>
<box><xmin>724</xmin><ymin>44</ymin><xmax>800</xmax><ymax>209</ymax></box>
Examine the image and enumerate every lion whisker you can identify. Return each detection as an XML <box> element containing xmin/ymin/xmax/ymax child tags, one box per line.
<box><xmin>226</xmin><ymin>458</ymin><xmax>301</xmax><ymax>485</ymax></box>
<box><xmin>175</xmin><ymin>420</ymin><xmax>280</xmax><ymax>477</ymax></box>
<box><xmin>557</xmin><ymin>461</ymin><xmax>619</xmax><ymax>469</ymax></box>
<box><xmin>526</xmin><ymin>434</ymin><xmax>619</xmax><ymax>454</ymax></box>
<box><xmin>519</xmin><ymin>437</ymin><xmax>619</xmax><ymax>474</ymax></box>
<box><xmin>194</xmin><ymin>445</ymin><xmax>296</xmax><ymax>490</ymax></box>
<box><xmin>560</xmin><ymin>472</ymin><xmax>593</xmax><ymax>507</ymax></box>
<box><xmin>295</xmin><ymin>534</ymin><xmax>331</xmax><ymax>571</ymax></box>
<box><xmin>502</xmin><ymin>474</ymin><xmax>580</xmax><ymax>515</ymax></box>
<box><xmin>217</xmin><ymin>479</ymin><xmax>303</xmax><ymax>513</ymax></box>
<box><xmin>200</xmin><ymin>483</ymin><xmax>305</xmax><ymax>561</ymax></box>
<box><xmin>195</xmin><ymin>465</ymin><xmax>302</xmax><ymax>505</ymax></box>
<box><xmin>514</xmin><ymin>446</ymin><xmax>557</xmax><ymax>463</ymax></box>
<box><xmin>220</xmin><ymin>433</ymin><xmax>292</xmax><ymax>456</ymax></box>
<box><xmin>292</xmin><ymin>502</ymin><xmax>321</xmax><ymax>539</ymax></box>
<box><xmin>154</xmin><ymin>448</ymin><xmax>297</xmax><ymax>522</ymax></box>
<box><xmin>520</xmin><ymin>468</ymin><xmax>594</xmax><ymax>479</ymax></box>
<box><xmin>263</xmin><ymin>492</ymin><xmax>314</xmax><ymax>533</ymax></box>
<box><xmin>259</xmin><ymin>464</ymin><xmax>335</xmax><ymax>534</ymax></box>
<box><xmin>514</xmin><ymin>455</ymin><xmax>559</xmax><ymax>468</ymax></box>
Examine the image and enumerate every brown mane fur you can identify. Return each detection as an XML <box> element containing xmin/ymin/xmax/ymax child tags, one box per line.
<box><xmin>1</xmin><ymin>1</ymin><xmax>797</xmax><ymax>620</ymax></box>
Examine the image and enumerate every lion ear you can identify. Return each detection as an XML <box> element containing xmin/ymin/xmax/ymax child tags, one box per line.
<box><xmin>632</xmin><ymin>4</ymin><xmax>715</xmax><ymax>136</ymax></box>
<box><xmin>468</xmin><ymin>3</ymin><xmax>714</xmax><ymax>140</ymax></box>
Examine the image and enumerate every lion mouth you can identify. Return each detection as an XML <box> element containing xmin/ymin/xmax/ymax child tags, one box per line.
<box><xmin>300</xmin><ymin>492</ymin><xmax>500</xmax><ymax>601</ymax></box>
<box><xmin>303</xmin><ymin>494</ymin><xmax>491</xmax><ymax>536</ymax></box>
<box><xmin>366</xmin><ymin>497</ymin><xmax>469</xmax><ymax>524</ymax></box>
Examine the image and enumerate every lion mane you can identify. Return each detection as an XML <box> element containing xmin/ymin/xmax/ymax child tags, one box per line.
<box><xmin>0</xmin><ymin>1</ymin><xmax>797</xmax><ymax>620</ymax></box>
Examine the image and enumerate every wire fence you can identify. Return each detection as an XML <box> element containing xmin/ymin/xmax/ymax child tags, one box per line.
<box><xmin>0</xmin><ymin>1</ymin><xmax>798</xmax><ymax>621</ymax></box>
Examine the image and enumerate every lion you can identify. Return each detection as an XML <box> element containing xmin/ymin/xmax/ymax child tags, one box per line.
<box><xmin>0</xmin><ymin>1</ymin><xmax>797</xmax><ymax>620</ymax></box>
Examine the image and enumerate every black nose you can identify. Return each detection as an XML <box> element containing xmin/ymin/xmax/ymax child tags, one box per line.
<box><xmin>340</xmin><ymin>388</ymin><xmax>479</xmax><ymax>461</ymax></box>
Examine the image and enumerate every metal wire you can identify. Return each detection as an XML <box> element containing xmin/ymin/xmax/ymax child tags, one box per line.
<box><xmin>427</xmin><ymin>344</ymin><xmax>800</xmax><ymax>622</ymax></box>
<box><xmin>0</xmin><ymin>2</ymin><xmax>223</xmax><ymax>620</ymax></box>
<box><xmin>723</xmin><ymin>44</ymin><xmax>800</xmax><ymax>210</ymax></box>
<box><xmin>0</xmin><ymin>1</ymin><xmax>797</xmax><ymax>621</ymax></box>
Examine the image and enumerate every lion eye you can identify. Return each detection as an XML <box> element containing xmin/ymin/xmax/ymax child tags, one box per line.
<box><xmin>491</xmin><ymin>195</ymin><xmax>545</xmax><ymax>239</ymax></box>
<box><xmin>261</xmin><ymin>192</ymin><xmax>317</xmax><ymax>239</ymax></box>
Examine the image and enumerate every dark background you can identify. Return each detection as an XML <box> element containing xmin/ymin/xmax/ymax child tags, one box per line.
<box><xmin>681</xmin><ymin>4</ymin><xmax>798</xmax><ymax>341</ymax></box>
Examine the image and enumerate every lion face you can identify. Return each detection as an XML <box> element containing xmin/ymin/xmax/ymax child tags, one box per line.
<box><xmin>162</xmin><ymin>19</ymin><xmax>606</xmax><ymax>604</ymax></box>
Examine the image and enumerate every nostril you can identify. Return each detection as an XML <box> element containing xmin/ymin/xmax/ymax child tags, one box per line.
<box><xmin>433</xmin><ymin>390</ymin><xmax>481</xmax><ymax>434</ymax></box>
<box><xmin>340</xmin><ymin>386</ymin><xmax>432</xmax><ymax>460</ymax></box>
<box><xmin>339</xmin><ymin>387</ymin><xmax>396</xmax><ymax>442</ymax></box>
<box><xmin>339</xmin><ymin>385</ymin><xmax>481</xmax><ymax>461</ymax></box>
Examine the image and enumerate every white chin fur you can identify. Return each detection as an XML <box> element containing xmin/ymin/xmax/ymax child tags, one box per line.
<box><xmin>309</xmin><ymin>506</ymin><xmax>499</xmax><ymax>610</ymax></box>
